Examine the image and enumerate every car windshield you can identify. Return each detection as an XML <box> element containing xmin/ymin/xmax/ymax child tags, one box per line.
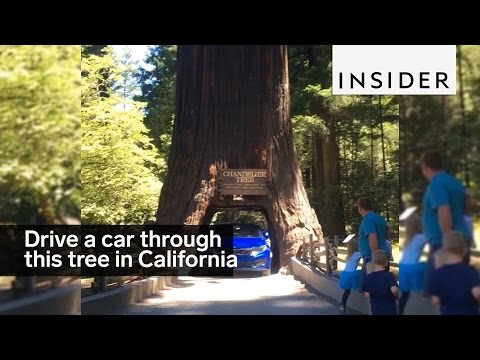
<box><xmin>233</xmin><ymin>225</ymin><xmax>263</xmax><ymax>238</ymax></box>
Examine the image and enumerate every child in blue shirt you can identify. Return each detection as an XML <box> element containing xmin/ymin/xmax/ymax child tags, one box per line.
<box><xmin>429</xmin><ymin>231</ymin><xmax>480</xmax><ymax>315</ymax></box>
<box><xmin>399</xmin><ymin>210</ymin><xmax>428</xmax><ymax>315</ymax></box>
<box><xmin>339</xmin><ymin>239</ymin><xmax>362</xmax><ymax>314</ymax></box>
<box><xmin>364</xmin><ymin>250</ymin><xmax>399</xmax><ymax>315</ymax></box>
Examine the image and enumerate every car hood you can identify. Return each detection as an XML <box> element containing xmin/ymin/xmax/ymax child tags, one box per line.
<box><xmin>233</xmin><ymin>236</ymin><xmax>266</xmax><ymax>249</ymax></box>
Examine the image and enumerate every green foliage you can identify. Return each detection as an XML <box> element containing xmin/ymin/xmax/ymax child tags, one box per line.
<box><xmin>115</xmin><ymin>46</ymin><xmax>141</xmax><ymax>98</ymax></box>
<box><xmin>400</xmin><ymin>45</ymin><xmax>480</xmax><ymax>206</ymax></box>
<box><xmin>289</xmin><ymin>46</ymin><xmax>399</xmax><ymax>236</ymax></box>
<box><xmin>292</xmin><ymin>114</ymin><xmax>328</xmax><ymax>168</ymax></box>
<box><xmin>0</xmin><ymin>45</ymin><xmax>80</xmax><ymax>223</ymax></box>
<box><xmin>135</xmin><ymin>45</ymin><xmax>177</xmax><ymax>180</ymax></box>
<box><xmin>81</xmin><ymin>45</ymin><xmax>108</xmax><ymax>57</ymax></box>
<box><xmin>81</xmin><ymin>47</ymin><xmax>163</xmax><ymax>224</ymax></box>
<box><xmin>337</xmin><ymin>97</ymin><xmax>399</xmax><ymax>234</ymax></box>
<box><xmin>211</xmin><ymin>211</ymin><xmax>268</xmax><ymax>229</ymax></box>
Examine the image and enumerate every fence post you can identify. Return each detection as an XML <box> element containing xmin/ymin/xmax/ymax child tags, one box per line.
<box><xmin>333</xmin><ymin>235</ymin><xmax>339</xmax><ymax>271</ymax></box>
<box><xmin>324</xmin><ymin>237</ymin><xmax>332</xmax><ymax>274</ymax></box>
<box><xmin>302</xmin><ymin>236</ymin><xmax>307</xmax><ymax>262</ymax></box>
<box><xmin>94</xmin><ymin>276</ymin><xmax>107</xmax><ymax>292</ymax></box>
<box><xmin>309</xmin><ymin>234</ymin><xmax>314</xmax><ymax>269</ymax></box>
<box><xmin>25</xmin><ymin>276</ymin><xmax>35</xmax><ymax>294</ymax></box>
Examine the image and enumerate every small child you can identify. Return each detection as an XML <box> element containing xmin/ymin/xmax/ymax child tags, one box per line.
<box><xmin>398</xmin><ymin>210</ymin><xmax>428</xmax><ymax>315</ymax></box>
<box><xmin>339</xmin><ymin>239</ymin><xmax>362</xmax><ymax>314</ymax></box>
<box><xmin>429</xmin><ymin>231</ymin><xmax>480</xmax><ymax>315</ymax></box>
<box><xmin>364</xmin><ymin>250</ymin><xmax>399</xmax><ymax>315</ymax></box>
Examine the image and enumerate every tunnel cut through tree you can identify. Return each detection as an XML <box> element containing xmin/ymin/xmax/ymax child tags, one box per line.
<box><xmin>156</xmin><ymin>45</ymin><xmax>323</xmax><ymax>269</ymax></box>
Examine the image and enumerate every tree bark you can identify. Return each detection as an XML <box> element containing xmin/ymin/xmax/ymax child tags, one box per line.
<box><xmin>457</xmin><ymin>45</ymin><xmax>470</xmax><ymax>187</ymax></box>
<box><xmin>156</xmin><ymin>45</ymin><xmax>323</xmax><ymax>269</ymax></box>
<box><xmin>304</xmin><ymin>166</ymin><xmax>311</xmax><ymax>189</ymax></box>
<box><xmin>312</xmin><ymin>132</ymin><xmax>325</xmax><ymax>204</ymax></box>
<box><xmin>321</xmin><ymin>116</ymin><xmax>346</xmax><ymax>238</ymax></box>
<box><xmin>378</xmin><ymin>96</ymin><xmax>389</xmax><ymax>221</ymax></box>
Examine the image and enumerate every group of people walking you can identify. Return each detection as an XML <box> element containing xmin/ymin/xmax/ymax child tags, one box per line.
<box><xmin>339</xmin><ymin>197</ymin><xmax>398</xmax><ymax>315</ymax></box>
<box><xmin>338</xmin><ymin>151</ymin><xmax>480</xmax><ymax>315</ymax></box>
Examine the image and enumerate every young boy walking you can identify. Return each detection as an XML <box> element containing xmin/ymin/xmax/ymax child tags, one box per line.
<box><xmin>429</xmin><ymin>231</ymin><xmax>480</xmax><ymax>315</ymax></box>
<box><xmin>364</xmin><ymin>250</ymin><xmax>399</xmax><ymax>315</ymax></box>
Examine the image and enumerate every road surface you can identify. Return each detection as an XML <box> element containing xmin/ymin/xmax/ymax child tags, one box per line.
<box><xmin>107</xmin><ymin>273</ymin><xmax>361</xmax><ymax>315</ymax></box>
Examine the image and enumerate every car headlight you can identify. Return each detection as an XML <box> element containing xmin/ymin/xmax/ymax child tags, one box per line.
<box><xmin>251</xmin><ymin>245</ymin><xmax>268</xmax><ymax>256</ymax></box>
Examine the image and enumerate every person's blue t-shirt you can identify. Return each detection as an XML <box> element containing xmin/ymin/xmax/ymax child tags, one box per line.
<box><xmin>422</xmin><ymin>172</ymin><xmax>469</xmax><ymax>246</ymax></box>
<box><xmin>359</xmin><ymin>211</ymin><xmax>388</xmax><ymax>260</ymax></box>
<box><xmin>429</xmin><ymin>263</ymin><xmax>480</xmax><ymax>315</ymax></box>
<box><xmin>344</xmin><ymin>252</ymin><xmax>362</xmax><ymax>272</ymax></box>
<box><xmin>364</xmin><ymin>270</ymin><xmax>398</xmax><ymax>315</ymax></box>
<box><xmin>400</xmin><ymin>233</ymin><xmax>427</xmax><ymax>265</ymax></box>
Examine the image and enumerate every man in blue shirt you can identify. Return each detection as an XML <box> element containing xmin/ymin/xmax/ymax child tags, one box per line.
<box><xmin>421</xmin><ymin>151</ymin><xmax>471</xmax><ymax>259</ymax></box>
<box><xmin>357</xmin><ymin>197</ymin><xmax>389</xmax><ymax>291</ymax></box>
<box><xmin>421</xmin><ymin>151</ymin><xmax>473</xmax><ymax>294</ymax></box>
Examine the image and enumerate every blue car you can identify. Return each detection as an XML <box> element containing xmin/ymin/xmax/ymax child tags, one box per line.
<box><xmin>232</xmin><ymin>224</ymin><xmax>272</xmax><ymax>276</ymax></box>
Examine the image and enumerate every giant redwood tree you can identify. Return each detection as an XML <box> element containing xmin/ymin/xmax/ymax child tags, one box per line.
<box><xmin>156</xmin><ymin>45</ymin><xmax>323</xmax><ymax>269</ymax></box>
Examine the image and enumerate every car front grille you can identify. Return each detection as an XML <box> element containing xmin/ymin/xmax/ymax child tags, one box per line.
<box><xmin>234</xmin><ymin>248</ymin><xmax>252</xmax><ymax>256</ymax></box>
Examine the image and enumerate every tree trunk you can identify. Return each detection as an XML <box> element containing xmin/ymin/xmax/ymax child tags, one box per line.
<box><xmin>304</xmin><ymin>166</ymin><xmax>311</xmax><ymax>189</ymax></box>
<box><xmin>457</xmin><ymin>45</ymin><xmax>469</xmax><ymax>187</ymax></box>
<box><xmin>39</xmin><ymin>196</ymin><xmax>57</xmax><ymax>224</ymax></box>
<box><xmin>378</xmin><ymin>96</ymin><xmax>389</xmax><ymax>221</ymax></box>
<box><xmin>398</xmin><ymin>96</ymin><xmax>406</xmax><ymax>210</ymax></box>
<box><xmin>342</xmin><ymin>137</ymin><xmax>350</xmax><ymax>220</ymax></box>
<box><xmin>321</xmin><ymin>116</ymin><xmax>346</xmax><ymax>238</ymax></box>
<box><xmin>370</xmin><ymin>118</ymin><xmax>375</xmax><ymax>180</ymax></box>
<box><xmin>323</xmin><ymin>117</ymin><xmax>339</xmax><ymax>187</ymax></box>
<box><xmin>156</xmin><ymin>45</ymin><xmax>323</xmax><ymax>269</ymax></box>
<box><xmin>312</xmin><ymin>132</ymin><xmax>325</xmax><ymax>208</ymax></box>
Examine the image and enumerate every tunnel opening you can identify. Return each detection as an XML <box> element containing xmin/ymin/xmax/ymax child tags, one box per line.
<box><xmin>204</xmin><ymin>206</ymin><xmax>281</xmax><ymax>274</ymax></box>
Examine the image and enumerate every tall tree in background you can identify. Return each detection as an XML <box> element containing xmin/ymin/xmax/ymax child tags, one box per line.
<box><xmin>81</xmin><ymin>47</ymin><xmax>162</xmax><ymax>224</ymax></box>
<box><xmin>117</xmin><ymin>46</ymin><xmax>141</xmax><ymax>99</ymax></box>
<box><xmin>136</xmin><ymin>45</ymin><xmax>177</xmax><ymax>179</ymax></box>
<box><xmin>289</xmin><ymin>45</ymin><xmax>346</xmax><ymax>237</ymax></box>
<box><xmin>81</xmin><ymin>45</ymin><xmax>112</xmax><ymax>98</ymax></box>
<box><xmin>156</xmin><ymin>45</ymin><xmax>323</xmax><ymax>268</ymax></box>
<box><xmin>289</xmin><ymin>46</ymin><xmax>399</xmax><ymax>235</ymax></box>
<box><xmin>400</xmin><ymin>45</ymin><xmax>480</xmax><ymax>207</ymax></box>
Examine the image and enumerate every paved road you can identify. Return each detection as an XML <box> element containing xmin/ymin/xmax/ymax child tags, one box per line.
<box><xmin>108</xmin><ymin>273</ymin><xmax>361</xmax><ymax>315</ymax></box>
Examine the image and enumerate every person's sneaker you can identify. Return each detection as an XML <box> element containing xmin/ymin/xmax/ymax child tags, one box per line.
<box><xmin>339</xmin><ymin>305</ymin><xmax>346</xmax><ymax>314</ymax></box>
